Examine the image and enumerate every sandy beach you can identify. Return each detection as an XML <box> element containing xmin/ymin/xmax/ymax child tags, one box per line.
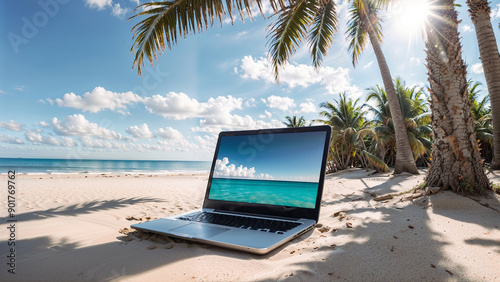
<box><xmin>1</xmin><ymin>169</ymin><xmax>499</xmax><ymax>281</ymax></box>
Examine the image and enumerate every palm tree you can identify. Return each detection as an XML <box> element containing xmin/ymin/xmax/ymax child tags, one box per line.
<box><xmin>129</xmin><ymin>0</ymin><xmax>417</xmax><ymax>174</ymax></box>
<box><xmin>424</xmin><ymin>0</ymin><xmax>489</xmax><ymax>193</ymax></box>
<box><xmin>284</xmin><ymin>115</ymin><xmax>306</xmax><ymax>127</ymax></box>
<box><xmin>364</xmin><ymin>78</ymin><xmax>432</xmax><ymax>167</ymax></box>
<box><xmin>468</xmin><ymin>80</ymin><xmax>493</xmax><ymax>163</ymax></box>
<box><xmin>344</xmin><ymin>0</ymin><xmax>418</xmax><ymax>174</ymax></box>
<box><xmin>315</xmin><ymin>93</ymin><xmax>386</xmax><ymax>172</ymax></box>
<box><xmin>466</xmin><ymin>0</ymin><xmax>500</xmax><ymax>169</ymax></box>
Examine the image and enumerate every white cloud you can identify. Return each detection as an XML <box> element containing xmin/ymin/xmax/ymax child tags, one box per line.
<box><xmin>235</xmin><ymin>31</ymin><xmax>248</xmax><ymax>39</ymax></box>
<box><xmin>471</xmin><ymin>63</ymin><xmax>484</xmax><ymax>74</ymax></box>
<box><xmin>61</xmin><ymin>137</ymin><xmax>77</xmax><ymax>147</ymax></box>
<box><xmin>214</xmin><ymin>157</ymin><xmax>273</xmax><ymax>179</ymax></box>
<box><xmin>144</xmin><ymin>92</ymin><xmax>243</xmax><ymax>120</ymax></box>
<box><xmin>15</xmin><ymin>86</ymin><xmax>26</xmax><ymax>92</ymax></box>
<box><xmin>25</xmin><ymin>131</ymin><xmax>61</xmax><ymax>146</ymax></box>
<box><xmin>193</xmin><ymin>114</ymin><xmax>284</xmax><ymax>133</ymax></box>
<box><xmin>143</xmin><ymin>92</ymin><xmax>202</xmax><ymax>119</ymax></box>
<box><xmin>79</xmin><ymin>136</ymin><xmax>119</xmax><ymax>149</ymax></box>
<box><xmin>111</xmin><ymin>3</ymin><xmax>129</xmax><ymax>18</ymax></box>
<box><xmin>52</xmin><ymin>114</ymin><xmax>122</xmax><ymax>140</ymax></box>
<box><xmin>154</xmin><ymin>139</ymin><xmax>195</xmax><ymax>152</ymax></box>
<box><xmin>157</xmin><ymin>127</ymin><xmax>183</xmax><ymax>140</ymax></box>
<box><xmin>130</xmin><ymin>0</ymin><xmax>140</xmax><ymax>5</ymax></box>
<box><xmin>55</xmin><ymin>87</ymin><xmax>142</xmax><ymax>113</ymax></box>
<box><xmin>262</xmin><ymin>95</ymin><xmax>296</xmax><ymax>111</ymax></box>
<box><xmin>85</xmin><ymin>0</ymin><xmax>112</xmax><ymax>10</ymax></box>
<box><xmin>363</xmin><ymin>61</ymin><xmax>373</xmax><ymax>70</ymax></box>
<box><xmin>35</xmin><ymin>121</ymin><xmax>50</xmax><ymax>128</ymax></box>
<box><xmin>0</xmin><ymin>90</ymin><xmax>6</xmax><ymax>94</ymax></box>
<box><xmin>410</xmin><ymin>57</ymin><xmax>421</xmax><ymax>66</ymax></box>
<box><xmin>461</xmin><ymin>24</ymin><xmax>473</xmax><ymax>32</ymax></box>
<box><xmin>491</xmin><ymin>4</ymin><xmax>500</xmax><ymax>19</ymax></box>
<box><xmin>0</xmin><ymin>120</ymin><xmax>24</xmax><ymax>132</ymax></box>
<box><xmin>238</xmin><ymin>55</ymin><xmax>362</xmax><ymax>97</ymax></box>
<box><xmin>245</xmin><ymin>98</ymin><xmax>256</xmax><ymax>107</ymax></box>
<box><xmin>0</xmin><ymin>135</ymin><xmax>24</xmax><ymax>145</ymax></box>
<box><xmin>144</xmin><ymin>92</ymin><xmax>282</xmax><ymax>133</ymax></box>
<box><xmin>126</xmin><ymin>123</ymin><xmax>154</xmax><ymax>139</ymax></box>
<box><xmin>296</xmin><ymin>101</ymin><xmax>317</xmax><ymax>113</ymax></box>
<box><xmin>194</xmin><ymin>135</ymin><xmax>218</xmax><ymax>151</ymax></box>
<box><xmin>259</xmin><ymin>110</ymin><xmax>273</xmax><ymax>119</ymax></box>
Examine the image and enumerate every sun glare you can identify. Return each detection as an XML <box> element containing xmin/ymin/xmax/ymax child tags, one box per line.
<box><xmin>393</xmin><ymin>0</ymin><xmax>431</xmax><ymax>38</ymax></box>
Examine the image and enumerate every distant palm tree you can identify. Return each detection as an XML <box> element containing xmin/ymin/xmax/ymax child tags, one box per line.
<box><xmin>364</xmin><ymin>78</ymin><xmax>431</xmax><ymax>167</ymax></box>
<box><xmin>466</xmin><ymin>0</ymin><xmax>500</xmax><ymax>169</ymax></box>
<box><xmin>468</xmin><ymin>80</ymin><xmax>493</xmax><ymax>163</ymax></box>
<box><xmin>315</xmin><ymin>93</ymin><xmax>386</xmax><ymax>172</ymax></box>
<box><xmin>284</xmin><ymin>115</ymin><xmax>306</xmax><ymax>127</ymax></box>
<box><xmin>424</xmin><ymin>0</ymin><xmax>489</xmax><ymax>193</ymax></box>
<box><xmin>345</xmin><ymin>0</ymin><xmax>419</xmax><ymax>174</ymax></box>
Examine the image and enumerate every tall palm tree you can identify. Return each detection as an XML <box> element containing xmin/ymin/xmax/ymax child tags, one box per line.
<box><xmin>424</xmin><ymin>0</ymin><xmax>489</xmax><ymax>193</ymax></box>
<box><xmin>466</xmin><ymin>0</ymin><xmax>500</xmax><ymax>169</ymax></box>
<box><xmin>284</xmin><ymin>115</ymin><xmax>306</xmax><ymax>127</ymax></box>
<box><xmin>344</xmin><ymin>0</ymin><xmax>418</xmax><ymax>174</ymax></box>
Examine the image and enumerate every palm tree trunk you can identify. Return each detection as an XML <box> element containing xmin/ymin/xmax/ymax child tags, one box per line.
<box><xmin>466</xmin><ymin>0</ymin><xmax>500</xmax><ymax>169</ymax></box>
<box><xmin>425</xmin><ymin>0</ymin><xmax>490</xmax><ymax>192</ymax></box>
<box><xmin>360</xmin><ymin>0</ymin><xmax>419</xmax><ymax>174</ymax></box>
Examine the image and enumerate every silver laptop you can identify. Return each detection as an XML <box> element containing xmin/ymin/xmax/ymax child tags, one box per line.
<box><xmin>131</xmin><ymin>125</ymin><xmax>332</xmax><ymax>254</ymax></box>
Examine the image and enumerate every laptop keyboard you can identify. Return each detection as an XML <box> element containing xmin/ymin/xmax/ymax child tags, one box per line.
<box><xmin>178</xmin><ymin>212</ymin><xmax>301</xmax><ymax>234</ymax></box>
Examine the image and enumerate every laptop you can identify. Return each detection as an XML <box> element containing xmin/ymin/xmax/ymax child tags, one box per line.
<box><xmin>131</xmin><ymin>125</ymin><xmax>332</xmax><ymax>254</ymax></box>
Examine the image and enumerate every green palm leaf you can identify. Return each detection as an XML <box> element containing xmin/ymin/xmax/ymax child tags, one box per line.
<box><xmin>308</xmin><ymin>0</ymin><xmax>338</xmax><ymax>68</ymax></box>
<box><xmin>362</xmin><ymin>150</ymin><xmax>389</xmax><ymax>172</ymax></box>
<box><xmin>346</xmin><ymin>0</ymin><xmax>383</xmax><ymax>67</ymax></box>
<box><xmin>267</xmin><ymin>0</ymin><xmax>317</xmax><ymax>80</ymax></box>
<box><xmin>130</xmin><ymin>0</ymin><xmax>275</xmax><ymax>75</ymax></box>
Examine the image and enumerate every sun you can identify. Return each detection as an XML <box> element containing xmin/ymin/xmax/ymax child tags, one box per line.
<box><xmin>392</xmin><ymin>0</ymin><xmax>431</xmax><ymax>37</ymax></box>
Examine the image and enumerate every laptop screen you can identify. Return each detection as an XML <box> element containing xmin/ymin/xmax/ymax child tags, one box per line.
<box><xmin>207</xmin><ymin>130</ymin><xmax>327</xmax><ymax>209</ymax></box>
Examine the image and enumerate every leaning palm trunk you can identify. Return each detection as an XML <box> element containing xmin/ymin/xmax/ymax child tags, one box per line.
<box><xmin>360</xmin><ymin>0</ymin><xmax>419</xmax><ymax>174</ymax></box>
<box><xmin>424</xmin><ymin>0</ymin><xmax>490</xmax><ymax>192</ymax></box>
<box><xmin>466</xmin><ymin>0</ymin><xmax>500</xmax><ymax>169</ymax></box>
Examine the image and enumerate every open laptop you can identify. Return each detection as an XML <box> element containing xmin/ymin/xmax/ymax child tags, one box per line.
<box><xmin>131</xmin><ymin>125</ymin><xmax>332</xmax><ymax>254</ymax></box>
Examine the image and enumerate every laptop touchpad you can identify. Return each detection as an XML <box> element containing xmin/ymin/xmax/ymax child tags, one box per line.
<box><xmin>170</xmin><ymin>223</ymin><xmax>229</xmax><ymax>238</ymax></box>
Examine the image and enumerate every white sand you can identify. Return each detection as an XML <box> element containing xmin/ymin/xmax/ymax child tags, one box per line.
<box><xmin>1</xmin><ymin>169</ymin><xmax>499</xmax><ymax>281</ymax></box>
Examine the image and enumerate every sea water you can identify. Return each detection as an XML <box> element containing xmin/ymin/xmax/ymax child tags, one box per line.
<box><xmin>209</xmin><ymin>178</ymin><xmax>318</xmax><ymax>208</ymax></box>
<box><xmin>0</xmin><ymin>158</ymin><xmax>211</xmax><ymax>174</ymax></box>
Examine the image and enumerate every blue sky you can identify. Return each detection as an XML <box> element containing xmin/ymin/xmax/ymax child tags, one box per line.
<box><xmin>0</xmin><ymin>0</ymin><xmax>499</xmax><ymax>161</ymax></box>
<box><xmin>213</xmin><ymin>131</ymin><xmax>327</xmax><ymax>181</ymax></box>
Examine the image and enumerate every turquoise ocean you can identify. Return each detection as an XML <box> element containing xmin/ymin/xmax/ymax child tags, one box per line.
<box><xmin>0</xmin><ymin>158</ymin><xmax>211</xmax><ymax>175</ymax></box>
<box><xmin>209</xmin><ymin>178</ymin><xmax>319</xmax><ymax>208</ymax></box>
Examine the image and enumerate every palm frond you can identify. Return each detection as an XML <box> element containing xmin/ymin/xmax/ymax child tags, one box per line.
<box><xmin>130</xmin><ymin>0</ymin><xmax>268</xmax><ymax>75</ymax></box>
<box><xmin>362</xmin><ymin>150</ymin><xmax>389</xmax><ymax>172</ymax></box>
<box><xmin>308</xmin><ymin>0</ymin><xmax>338</xmax><ymax>68</ymax></box>
<box><xmin>346</xmin><ymin>3</ymin><xmax>367</xmax><ymax>66</ymax></box>
<box><xmin>267</xmin><ymin>0</ymin><xmax>317</xmax><ymax>80</ymax></box>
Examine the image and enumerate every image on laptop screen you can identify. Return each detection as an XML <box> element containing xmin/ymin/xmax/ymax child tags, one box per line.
<box><xmin>208</xmin><ymin>131</ymin><xmax>327</xmax><ymax>209</ymax></box>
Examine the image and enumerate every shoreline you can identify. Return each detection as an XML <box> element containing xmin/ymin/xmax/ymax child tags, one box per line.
<box><xmin>0</xmin><ymin>171</ymin><xmax>210</xmax><ymax>176</ymax></box>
